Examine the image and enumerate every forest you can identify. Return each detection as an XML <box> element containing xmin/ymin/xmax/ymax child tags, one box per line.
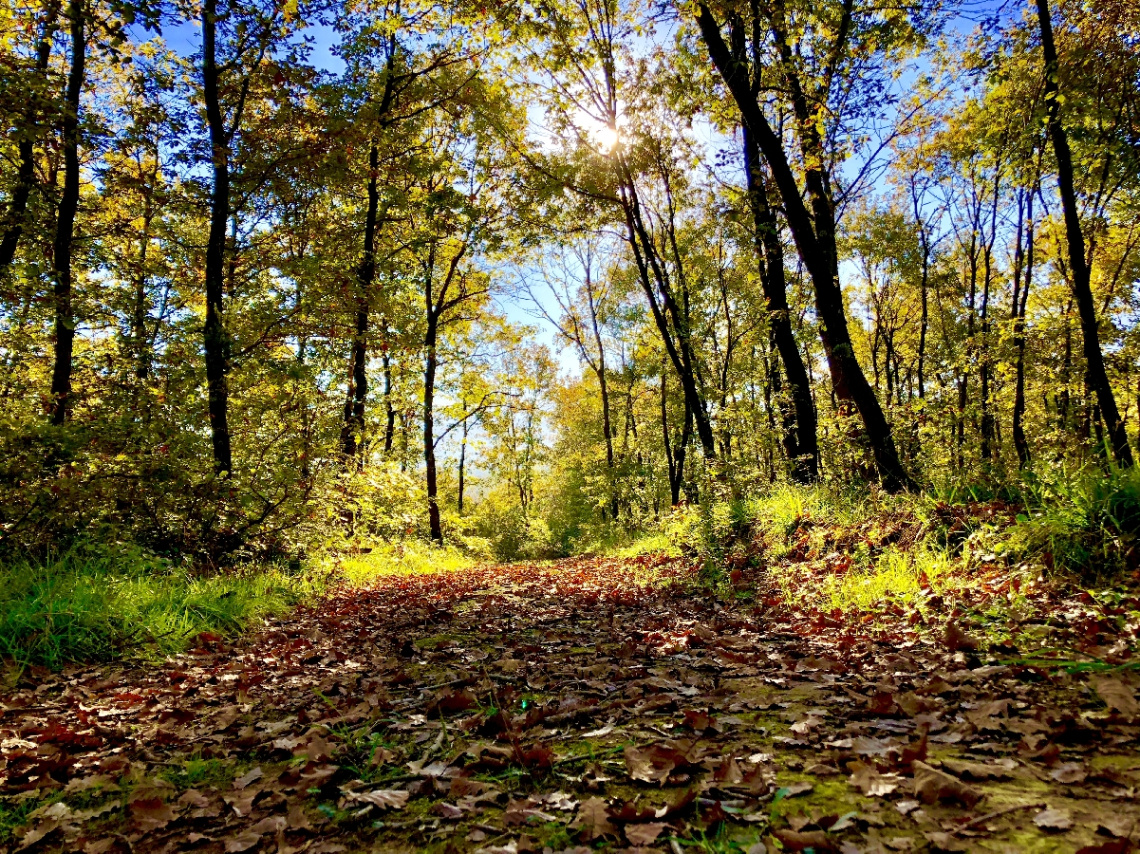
<box><xmin>0</xmin><ymin>0</ymin><xmax>1139</xmax><ymax>851</ymax></box>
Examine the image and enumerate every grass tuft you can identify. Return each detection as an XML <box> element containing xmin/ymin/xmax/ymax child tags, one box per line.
<box><xmin>0</xmin><ymin>548</ymin><xmax>320</xmax><ymax>669</ymax></box>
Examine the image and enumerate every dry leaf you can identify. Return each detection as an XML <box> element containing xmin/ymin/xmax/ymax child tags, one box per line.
<box><xmin>1034</xmin><ymin>808</ymin><xmax>1072</xmax><ymax>831</ymax></box>
<box><xmin>912</xmin><ymin>761</ymin><xmax>982</xmax><ymax>808</ymax></box>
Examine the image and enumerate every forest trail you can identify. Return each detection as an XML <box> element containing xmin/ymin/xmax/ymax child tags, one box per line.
<box><xmin>2</xmin><ymin>555</ymin><xmax>1138</xmax><ymax>854</ymax></box>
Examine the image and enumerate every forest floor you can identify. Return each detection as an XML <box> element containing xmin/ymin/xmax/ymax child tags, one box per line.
<box><xmin>1</xmin><ymin>550</ymin><xmax>1139</xmax><ymax>854</ymax></box>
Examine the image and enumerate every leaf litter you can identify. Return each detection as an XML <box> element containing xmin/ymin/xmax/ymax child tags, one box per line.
<box><xmin>0</xmin><ymin>552</ymin><xmax>1138</xmax><ymax>853</ymax></box>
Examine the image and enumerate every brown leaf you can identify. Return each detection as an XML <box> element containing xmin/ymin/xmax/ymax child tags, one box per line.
<box><xmin>129</xmin><ymin>797</ymin><xmax>175</xmax><ymax>832</ymax></box>
<box><xmin>1034</xmin><ymin>808</ymin><xmax>1073</xmax><ymax>831</ymax></box>
<box><xmin>773</xmin><ymin>829</ymin><xmax>839</xmax><ymax>853</ymax></box>
<box><xmin>849</xmin><ymin>761</ymin><xmax>902</xmax><ymax>797</ymax></box>
<box><xmin>572</xmin><ymin>797</ymin><xmax>618</xmax><ymax>840</ymax></box>
<box><xmin>912</xmin><ymin>761</ymin><xmax>982</xmax><ymax>808</ymax></box>
<box><xmin>233</xmin><ymin>766</ymin><xmax>263</xmax><ymax>790</ymax></box>
<box><xmin>625</xmin><ymin>822</ymin><xmax>668</xmax><ymax>845</ymax></box>
<box><xmin>1076</xmin><ymin>841</ymin><xmax>1134</xmax><ymax>854</ymax></box>
<box><xmin>1091</xmin><ymin>677</ymin><xmax>1139</xmax><ymax>717</ymax></box>
<box><xmin>943</xmin><ymin>622</ymin><xmax>980</xmax><ymax>652</ymax></box>
<box><xmin>940</xmin><ymin>758</ymin><xmax>1016</xmax><ymax>781</ymax></box>
<box><xmin>1049</xmin><ymin>762</ymin><xmax>1087</xmax><ymax>784</ymax></box>
<box><xmin>346</xmin><ymin>788</ymin><xmax>409</xmax><ymax>810</ymax></box>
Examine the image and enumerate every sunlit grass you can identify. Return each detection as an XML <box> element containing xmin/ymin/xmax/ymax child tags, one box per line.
<box><xmin>771</xmin><ymin>545</ymin><xmax>959</xmax><ymax>613</ymax></box>
<box><xmin>0</xmin><ymin>550</ymin><xmax>320</xmax><ymax>669</ymax></box>
<box><xmin>332</xmin><ymin>540</ymin><xmax>478</xmax><ymax>585</ymax></box>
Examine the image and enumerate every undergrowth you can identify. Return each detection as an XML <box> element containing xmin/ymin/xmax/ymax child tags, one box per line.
<box><xmin>627</xmin><ymin>465</ymin><xmax>1140</xmax><ymax>611</ymax></box>
<box><xmin>0</xmin><ymin>539</ymin><xmax>480</xmax><ymax>671</ymax></box>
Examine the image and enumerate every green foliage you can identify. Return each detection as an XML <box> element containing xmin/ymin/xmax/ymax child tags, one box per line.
<box><xmin>464</xmin><ymin>483</ymin><xmax>557</xmax><ymax>562</ymax></box>
<box><xmin>994</xmin><ymin>465</ymin><xmax>1140</xmax><ymax>578</ymax></box>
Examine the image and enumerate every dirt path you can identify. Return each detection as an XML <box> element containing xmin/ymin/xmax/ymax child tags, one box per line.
<box><xmin>2</xmin><ymin>556</ymin><xmax>1138</xmax><ymax>854</ymax></box>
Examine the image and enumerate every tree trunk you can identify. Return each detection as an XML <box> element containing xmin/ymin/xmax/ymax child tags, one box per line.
<box><xmin>743</xmin><ymin>126</ymin><xmax>818</xmax><ymax>483</ymax></box>
<box><xmin>48</xmin><ymin>0</ymin><xmax>85</xmax><ymax>426</ymax></box>
<box><xmin>696</xmin><ymin>5</ymin><xmax>912</xmax><ymax>491</ymax></box>
<box><xmin>424</xmin><ymin>322</ymin><xmax>442</xmax><ymax>543</ymax></box>
<box><xmin>587</xmin><ymin>292</ymin><xmax>618</xmax><ymax>519</ymax></box>
<box><xmin>341</xmin><ymin>140</ymin><xmax>380</xmax><ymax>462</ymax></box>
<box><xmin>1012</xmin><ymin>190</ymin><xmax>1034</xmax><ymax>467</ymax></box>
<box><xmin>382</xmin><ymin>348</ymin><xmax>396</xmax><ymax>453</ymax></box>
<box><xmin>1036</xmin><ymin>0</ymin><xmax>1133</xmax><ymax>467</ymax></box>
<box><xmin>619</xmin><ymin>182</ymin><xmax>717</xmax><ymax>460</ymax></box>
<box><xmin>458</xmin><ymin>407</ymin><xmax>468</xmax><ymax>515</ymax></box>
<box><xmin>1</xmin><ymin>1</ymin><xmax>58</xmax><ymax>270</ymax></box>
<box><xmin>202</xmin><ymin>0</ymin><xmax>233</xmax><ymax>473</ymax></box>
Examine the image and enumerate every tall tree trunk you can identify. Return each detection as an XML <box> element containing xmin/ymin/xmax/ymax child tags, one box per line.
<box><xmin>48</xmin><ymin>0</ymin><xmax>85</xmax><ymax>426</ymax></box>
<box><xmin>1012</xmin><ymin>190</ymin><xmax>1034</xmax><ymax>467</ymax></box>
<box><xmin>382</xmin><ymin>348</ymin><xmax>396</xmax><ymax>453</ymax></box>
<box><xmin>1036</xmin><ymin>0</ymin><xmax>1133</xmax><ymax>467</ymax></box>
<box><xmin>661</xmin><ymin>365</ymin><xmax>691</xmax><ymax>506</ymax></box>
<box><xmin>202</xmin><ymin>0</ymin><xmax>233</xmax><ymax>473</ymax></box>
<box><xmin>979</xmin><ymin>170</ymin><xmax>1002</xmax><ymax>462</ymax></box>
<box><xmin>132</xmin><ymin>189</ymin><xmax>155</xmax><ymax>384</ymax></box>
<box><xmin>697</xmin><ymin>5</ymin><xmax>912</xmax><ymax>491</ymax></box>
<box><xmin>424</xmin><ymin>321</ymin><xmax>442</xmax><ymax>543</ymax></box>
<box><xmin>341</xmin><ymin>140</ymin><xmax>379</xmax><ymax>462</ymax></box>
<box><xmin>0</xmin><ymin>0</ymin><xmax>59</xmax><ymax>271</ymax></box>
<box><xmin>743</xmin><ymin>126</ymin><xmax>818</xmax><ymax>483</ymax></box>
<box><xmin>586</xmin><ymin>290</ymin><xmax>618</xmax><ymax>520</ymax></box>
<box><xmin>619</xmin><ymin>182</ymin><xmax>717</xmax><ymax>460</ymax></box>
<box><xmin>457</xmin><ymin>406</ymin><xmax>468</xmax><ymax>515</ymax></box>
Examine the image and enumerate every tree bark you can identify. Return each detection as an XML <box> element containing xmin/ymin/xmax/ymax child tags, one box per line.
<box><xmin>382</xmin><ymin>347</ymin><xmax>396</xmax><ymax>453</ymax></box>
<box><xmin>341</xmin><ymin>140</ymin><xmax>380</xmax><ymax>462</ymax></box>
<box><xmin>48</xmin><ymin>0</ymin><xmax>85</xmax><ymax>425</ymax></box>
<box><xmin>424</xmin><ymin>322</ymin><xmax>442</xmax><ymax>543</ymax></box>
<box><xmin>1012</xmin><ymin>190</ymin><xmax>1034</xmax><ymax>467</ymax></box>
<box><xmin>619</xmin><ymin>182</ymin><xmax>716</xmax><ymax>460</ymax></box>
<box><xmin>0</xmin><ymin>1</ymin><xmax>59</xmax><ymax>271</ymax></box>
<box><xmin>1036</xmin><ymin>0</ymin><xmax>1133</xmax><ymax>467</ymax></box>
<box><xmin>743</xmin><ymin>125</ymin><xmax>818</xmax><ymax>482</ymax></box>
<box><xmin>202</xmin><ymin>0</ymin><xmax>234</xmax><ymax>472</ymax></box>
<box><xmin>697</xmin><ymin>4</ymin><xmax>912</xmax><ymax>491</ymax></box>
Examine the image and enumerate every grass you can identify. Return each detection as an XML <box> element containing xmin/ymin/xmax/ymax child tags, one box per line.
<box><xmin>332</xmin><ymin>540</ymin><xmax>477</xmax><ymax>585</ymax></box>
<box><xmin>0</xmin><ymin>547</ymin><xmax>322</xmax><ymax>670</ymax></box>
<box><xmin>0</xmin><ymin>537</ymin><xmax>480</xmax><ymax>671</ymax></box>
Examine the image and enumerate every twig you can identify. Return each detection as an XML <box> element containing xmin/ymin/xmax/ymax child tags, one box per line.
<box><xmin>961</xmin><ymin>801</ymin><xmax>1044</xmax><ymax>830</ymax></box>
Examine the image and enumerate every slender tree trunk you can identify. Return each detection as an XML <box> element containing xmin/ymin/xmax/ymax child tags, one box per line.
<box><xmin>202</xmin><ymin>0</ymin><xmax>233</xmax><ymax>472</ymax></box>
<box><xmin>458</xmin><ymin>408</ymin><xmax>467</xmax><ymax>515</ymax></box>
<box><xmin>1036</xmin><ymin>0</ymin><xmax>1133</xmax><ymax>467</ymax></box>
<box><xmin>382</xmin><ymin>348</ymin><xmax>396</xmax><ymax>454</ymax></box>
<box><xmin>619</xmin><ymin>182</ymin><xmax>716</xmax><ymax>460</ymax></box>
<box><xmin>341</xmin><ymin>140</ymin><xmax>379</xmax><ymax>462</ymax></box>
<box><xmin>979</xmin><ymin>171</ymin><xmax>1001</xmax><ymax>462</ymax></box>
<box><xmin>0</xmin><ymin>1</ymin><xmax>59</xmax><ymax>271</ymax></box>
<box><xmin>1012</xmin><ymin>190</ymin><xmax>1034</xmax><ymax>467</ymax></box>
<box><xmin>696</xmin><ymin>5</ymin><xmax>912</xmax><ymax>491</ymax></box>
<box><xmin>48</xmin><ymin>0</ymin><xmax>85</xmax><ymax>426</ymax></box>
<box><xmin>586</xmin><ymin>294</ymin><xmax>618</xmax><ymax>519</ymax></box>
<box><xmin>424</xmin><ymin>321</ymin><xmax>442</xmax><ymax>543</ymax></box>
<box><xmin>743</xmin><ymin>126</ymin><xmax>818</xmax><ymax>483</ymax></box>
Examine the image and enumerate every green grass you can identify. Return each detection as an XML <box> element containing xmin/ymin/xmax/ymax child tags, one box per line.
<box><xmin>0</xmin><ymin>548</ymin><xmax>323</xmax><ymax>670</ymax></box>
<box><xmin>0</xmin><ymin>535</ymin><xmax>487</xmax><ymax>671</ymax></box>
<box><xmin>332</xmin><ymin>540</ymin><xmax>477</xmax><ymax>584</ymax></box>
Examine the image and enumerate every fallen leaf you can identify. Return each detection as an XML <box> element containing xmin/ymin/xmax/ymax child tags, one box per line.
<box><xmin>1034</xmin><ymin>808</ymin><xmax>1073</xmax><ymax>831</ymax></box>
<box><xmin>347</xmin><ymin>789</ymin><xmax>409</xmax><ymax>810</ymax></box>
<box><xmin>1091</xmin><ymin>677</ymin><xmax>1139</xmax><ymax>717</ymax></box>
<box><xmin>625</xmin><ymin>822</ymin><xmax>668</xmax><ymax>845</ymax></box>
<box><xmin>912</xmin><ymin>761</ymin><xmax>982</xmax><ymax>808</ymax></box>
<box><xmin>774</xmin><ymin>828</ymin><xmax>839</xmax><ymax>853</ymax></box>
<box><xmin>572</xmin><ymin>797</ymin><xmax>618</xmax><ymax>840</ymax></box>
<box><xmin>849</xmin><ymin>762</ymin><xmax>902</xmax><ymax>797</ymax></box>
